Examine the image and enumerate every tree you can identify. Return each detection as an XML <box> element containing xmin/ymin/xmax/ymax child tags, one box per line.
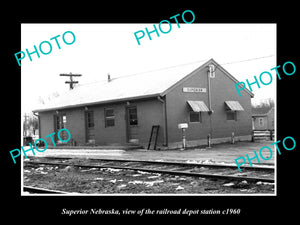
<box><xmin>252</xmin><ymin>98</ymin><xmax>274</xmax><ymax>110</ymax></box>
<box><xmin>37</xmin><ymin>92</ymin><xmax>60</xmax><ymax>105</ymax></box>
<box><xmin>23</xmin><ymin>113</ymin><xmax>39</xmax><ymax>136</ymax></box>
<box><xmin>37</xmin><ymin>96</ymin><xmax>45</xmax><ymax>105</ymax></box>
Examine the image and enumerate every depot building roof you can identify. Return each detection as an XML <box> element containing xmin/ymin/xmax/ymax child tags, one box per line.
<box><xmin>33</xmin><ymin>59</ymin><xmax>254</xmax><ymax>113</ymax></box>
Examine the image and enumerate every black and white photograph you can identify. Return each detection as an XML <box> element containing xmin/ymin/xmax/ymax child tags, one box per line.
<box><xmin>20</xmin><ymin>23</ymin><xmax>276</xmax><ymax>195</ymax></box>
<box><xmin>5</xmin><ymin>5</ymin><xmax>298</xmax><ymax>221</ymax></box>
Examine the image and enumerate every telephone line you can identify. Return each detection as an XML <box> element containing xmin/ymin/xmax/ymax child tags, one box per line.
<box><xmin>220</xmin><ymin>55</ymin><xmax>275</xmax><ymax>66</ymax></box>
<box><xmin>113</xmin><ymin>55</ymin><xmax>275</xmax><ymax>80</ymax></box>
<box><xmin>79</xmin><ymin>55</ymin><xmax>275</xmax><ymax>86</ymax></box>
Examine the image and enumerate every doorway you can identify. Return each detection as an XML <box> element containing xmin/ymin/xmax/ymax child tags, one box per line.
<box><xmin>85</xmin><ymin>110</ymin><xmax>95</xmax><ymax>144</ymax></box>
<box><xmin>54</xmin><ymin>114</ymin><xmax>67</xmax><ymax>143</ymax></box>
<box><xmin>126</xmin><ymin>106</ymin><xmax>139</xmax><ymax>143</ymax></box>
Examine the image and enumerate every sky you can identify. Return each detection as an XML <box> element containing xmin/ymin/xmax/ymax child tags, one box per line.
<box><xmin>21</xmin><ymin>23</ymin><xmax>276</xmax><ymax>114</ymax></box>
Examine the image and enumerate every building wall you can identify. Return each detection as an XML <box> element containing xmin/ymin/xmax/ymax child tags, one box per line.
<box><xmin>209</xmin><ymin>66</ymin><xmax>252</xmax><ymax>138</ymax></box>
<box><xmin>131</xmin><ymin>98</ymin><xmax>164</xmax><ymax>146</ymax></box>
<box><xmin>65</xmin><ymin>107</ymin><xmax>86</xmax><ymax>144</ymax></box>
<box><xmin>88</xmin><ymin>98</ymin><xmax>164</xmax><ymax>146</ymax></box>
<box><xmin>38</xmin><ymin>98</ymin><xmax>164</xmax><ymax>147</ymax></box>
<box><xmin>39</xmin><ymin>111</ymin><xmax>55</xmax><ymax>143</ymax></box>
<box><xmin>90</xmin><ymin>103</ymin><xmax>127</xmax><ymax>145</ymax></box>
<box><xmin>267</xmin><ymin>108</ymin><xmax>275</xmax><ymax>130</ymax></box>
<box><xmin>39</xmin><ymin>108</ymin><xmax>86</xmax><ymax>146</ymax></box>
<box><xmin>252</xmin><ymin>108</ymin><xmax>274</xmax><ymax>130</ymax></box>
<box><xmin>165</xmin><ymin>69</ymin><xmax>210</xmax><ymax>143</ymax></box>
<box><xmin>165</xmin><ymin>62</ymin><xmax>252</xmax><ymax>145</ymax></box>
<box><xmin>252</xmin><ymin>116</ymin><xmax>268</xmax><ymax>130</ymax></box>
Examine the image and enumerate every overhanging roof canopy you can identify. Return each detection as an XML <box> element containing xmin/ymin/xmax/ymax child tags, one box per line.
<box><xmin>187</xmin><ymin>101</ymin><xmax>210</xmax><ymax>112</ymax></box>
<box><xmin>225</xmin><ymin>101</ymin><xmax>244</xmax><ymax>111</ymax></box>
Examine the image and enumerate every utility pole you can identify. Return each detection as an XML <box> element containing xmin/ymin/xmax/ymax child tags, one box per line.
<box><xmin>23</xmin><ymin>113</ymin><xmax>29</xmax><ymax>136</ymax></box>
<box><xmin>60</xmin><ymin>72</ymin><xmax>82</xmax><ymax>90</ymax></box>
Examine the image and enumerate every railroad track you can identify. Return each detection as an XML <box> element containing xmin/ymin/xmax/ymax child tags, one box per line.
<box><xmin>23</xmin><ymin>185</ymin><xmax>70</xmax><ymax>194</ymax></box>
<box><xmin>25</xmin><ymin>157</ymin><xmax>275</xmax><ymax>183</ymax></box>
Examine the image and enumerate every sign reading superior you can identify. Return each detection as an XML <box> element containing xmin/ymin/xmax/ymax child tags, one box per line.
<box><xmin>183</xmin><ymin>87</ymin><xmax>206</xmax><ymax>93</ymax></box>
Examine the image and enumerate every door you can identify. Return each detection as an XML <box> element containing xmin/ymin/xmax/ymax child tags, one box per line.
<box><xmin>85</xmin><ymin>111</ymin><xmax>95</xmax><ymax>144</ymax></box>
<box><xmin>54</xmin><ymin>114</ymin><xmax>67</xmax><ymax>143</ymax></box>
<box><xmin>126</xmin><ymin>106</ymin><xmax>139</xmax><ymax>143</ymax></box>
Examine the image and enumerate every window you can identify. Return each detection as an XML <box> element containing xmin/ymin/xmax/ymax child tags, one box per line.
<box><xmin>56</xmin><ymin>116</ymin><xmax>61</xmax><ymax>130</ymax></box>
<box><xmin>85</xmin><ymin>111</ymin><xmax>95</xmax><ymax>141</ymax></box>
<box><xmin>55</xmin><ymin>114</ymin><xmax>67</xmax><ymax>142</ymax></box>
<box><xmin>62</xmin><ymin>115</ymin><xmax>67</xmax><ymax>124</ymax></box>
<box><xmin>86</xmin><ymin>111</ymin><xmax>94</xmax><ymax>128</ymax></box>
<box><xmin>56</xmin><ymin>114</ymin><xmax>67</xmax><ymax>129</ymax></box>
<box><xmin>105</xmin><ymin>108</ymin><xmax>115</xmax><ymax>127</ymax></box>
<box><xmin>226</xmin><ymin>111</ymin><xmax>236</xmax><ymax>121</ymax></box>
<box><xmin>190</xmin><ymin>111</ymin><xmax>201</xmax><ymax>123</ymax></box>
<box><xmin>128</xmin><ymin>107</ymin><xmax>138</xmax><ymax>125</ymax></box>
<box><xmin>258</xmin><ymin>118</ymin><xmax>264</xmax><ymax>127</ymax></box>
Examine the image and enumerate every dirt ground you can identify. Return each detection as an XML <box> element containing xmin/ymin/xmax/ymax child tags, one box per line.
<box><xmin>22</xmin><ymin>140</ymin><xmax>276</xmax><ymax>195</ymax></box>
<box><xmin>23</xmin><ymin>157</ymin><xmax>275</xmax><ymax>195</ymax></box>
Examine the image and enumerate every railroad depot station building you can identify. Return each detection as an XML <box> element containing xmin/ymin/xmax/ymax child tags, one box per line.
<box><xmin>33</xmin><ymin>59</ymin><xmax>254</xmax><ymax>149</ymax></box>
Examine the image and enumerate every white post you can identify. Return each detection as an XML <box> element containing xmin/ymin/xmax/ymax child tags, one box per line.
<box><xmin>182</xmin><ymin>128</ymin><xmax>186</xmax><ymax>150</ymax></box>
<box><xmin>207</xmin><ymin>133</ymin><xmax>211</xmax><ymax>148</ymax></box>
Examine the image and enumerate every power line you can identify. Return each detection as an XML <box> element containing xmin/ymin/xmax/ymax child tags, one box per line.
<box><xmin>220</xmin><ymin>55</ymin><xmax>275</xmax><ymax>66</ymax></box>
<box><xmin>77</xmin><ymin>58</ymin><xmax>210</xmax><ymax>87</ymax></box>
<box><xmin>115</xmin><ymin>58</ymin><xmax>210</xmax><ymax>80</ymax></box>
<box><xmin>78</xmin><ymin>55</ymin><xmax>275</xmax><ymax>87</ymax></box>
<box><xmin>113</xmin><ymin>55</ymin><xmax>275</xmax><ymax>80</ymax></box>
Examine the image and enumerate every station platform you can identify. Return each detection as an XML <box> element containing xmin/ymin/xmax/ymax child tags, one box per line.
<box><xmin>23</xmin><ymin>140</ymin><xmax>275</xmax><ymax>166</ymax></box>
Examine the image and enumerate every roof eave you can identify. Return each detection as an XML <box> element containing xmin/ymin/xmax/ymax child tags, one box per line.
<box><xmin>33</xmin><ymin>93</ymin><xmax>160</xmax><ymax>113</ymax></box>
<box><xmin>252</xmin><ymin>114</ymin><xmax>268</xmax><ymax>117</ymax></box>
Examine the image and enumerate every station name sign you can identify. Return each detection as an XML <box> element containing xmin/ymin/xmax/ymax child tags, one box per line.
<box><xmin>183</xmin><ymin>87</ymin><xmax>207</xmax><ymax>93</ymax></box>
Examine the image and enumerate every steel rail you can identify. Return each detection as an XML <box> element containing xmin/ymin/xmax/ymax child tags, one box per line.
<box><xmin>25</xmin><ymin>160</ymin><xmax>274</xmax><ymax>183</ymax></box>
<box><xmin>89</xmin><ymin>158</ymin><xmax>274</xmax><ymax>171</ymax></box>
<box><xmin>36</xmin><ymin>156</ymin><xmax>274</xmax><ymax>171</ymax></box>
<box><xmin>23</xmin><ymin>185</ymin><xmax>70</xmax><ymax>194</ymax></box>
